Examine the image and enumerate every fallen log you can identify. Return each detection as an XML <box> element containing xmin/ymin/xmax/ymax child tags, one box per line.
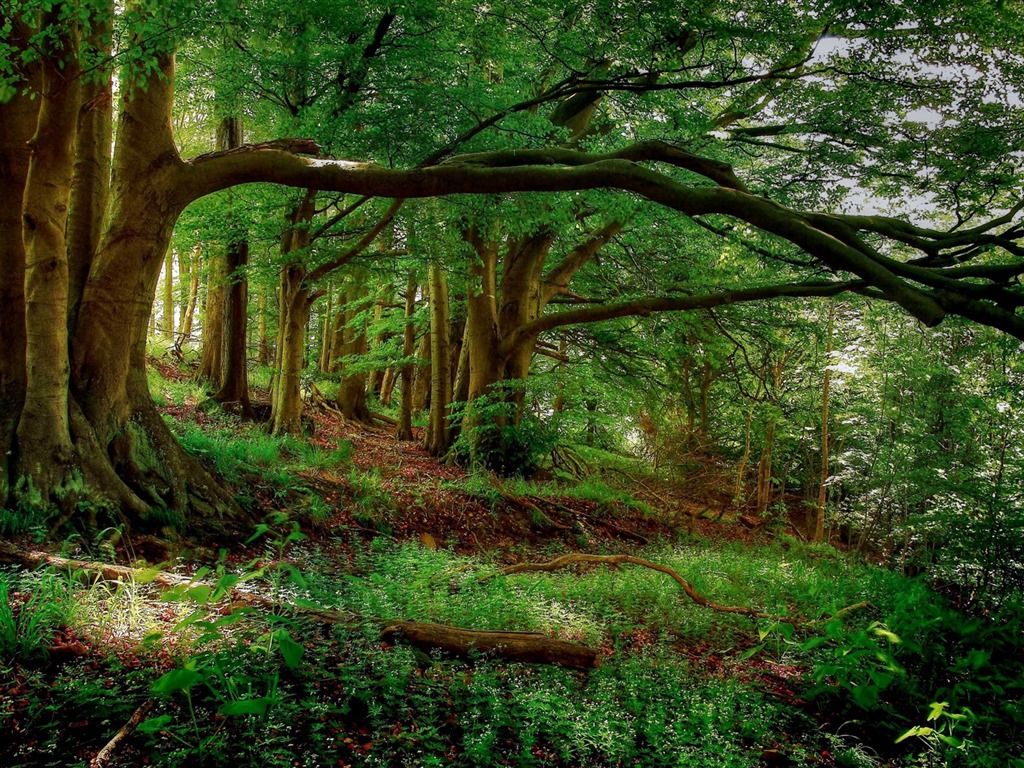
<box><xmin>0</xmin><ymin>540</ymin><xmax>598</xmax><ymax>670</ymax></box>
<box><xmin>380</xmin><ymin>621</ymin><xmax>599</xmax><ymax>669</ymax></box>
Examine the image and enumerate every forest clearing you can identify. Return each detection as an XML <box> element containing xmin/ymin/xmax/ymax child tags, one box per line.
<box><xmin>2</xmin><ymin>1</ymin><xmax>1023</xmax><ymax>766</ymax></box>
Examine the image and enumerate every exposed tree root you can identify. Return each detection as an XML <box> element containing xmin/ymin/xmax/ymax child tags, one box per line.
<box><xmin>370</xmin><ymin>410</ymin><xmax>398</xmax><ymax>426</ymax></box>
<box><xmin>0</xmin><ymin>542</ymin><xmax>599</xmax><ymax>670</ymax></box>
<box><xmin>489</xmin><ymin>553</ymin><xmax>868</xmax><ymax>626</ymax></box>
<box><xmin>89</xmin><ymin>699</ymin><xmax>154</xmax><ymax>768</ymax></box>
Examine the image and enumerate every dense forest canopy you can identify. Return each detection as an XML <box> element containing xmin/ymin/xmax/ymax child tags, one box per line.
<box><xmin>1</xmin><ymin>0</ymin><xmax>1023</xmax><ymax>551</ymax></box>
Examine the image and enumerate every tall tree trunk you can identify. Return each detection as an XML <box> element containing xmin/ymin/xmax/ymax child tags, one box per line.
<box><xmin>211</xmin><ymin>116</ymin><xmax>252</xmax><ymax>416</ymax></box>
<box><xmin>318</xmin><ymin>282</ymin><xmax>333</xmax><ymax>372</ymax></box>
<box><xmin>412</xmin><ymin>331</ymin><xmax>432</xmax><ymax>413</ymax></box>
<box><xmin>256</xmin><ymin>288</ymin><xmax>271</xmax><ymax>366</ymax></box>
<box><xmin>379</xmin><ymin>367</ymin><xmax>396</xmax><ymax>407</ymax></box>
<box><xmin>69</xmin><ymin>50</ymin><xmax>243</xmax><ymax>529</ymax></box>
<box><xmin>815</xmin><ymin>304</ymin><xmax>836</xmax><ymax>542</ymax></box>
<box><xmin>365</xmin><ymin>297</ymin><xmax>387</xmax><ymax>398</ymax></box>
<box><xmin>423</xmin><ymin>263</ymin><xmax>452</xmax><ymax>455</ymax></box>
<box><xmin>197</xmin><ymin>248</ymin><xmax>226</xmax><ymax>384</ymax></box>
<box><xmin>180</xmin><ymin>245</ymin><xmax>200</xmax><ymax>343</ymax></box>
<box><xmin>451</xmin><ymin>322</ymin><xmax>472</xmax><ymax>409</ymax></box>
<box><xmin>397</xmin><ymin>273</ymin><xmax>417</xmax><ymax>441</ymax></box>
<box><xmin>66</xmin><ymin>23</ymin><xmax>112</xmax><ymax>334</ymax></box>
<box><xmin>334</xmin><ymin>277</ymin><xmax>372</xmax><ymax>423</ymax></box>
<box><xmin>551</xmin><ymin>334</ymin><xmax>567</xmax><ymax>416</ymax></box>
<box><xmin>17</xmin><ymin>14</ymin><xmax>82</xmax><ymax>494</ymax></box>
<box><xmin>698</xmin><ymin>359</ymin><xmax>714</xmax><ymax>444</ymax></box>
<box><xmin>162</xmin><ymin>249</ymin><xmax>174</xmax><ymax>341</ymax></box>
<box><xmin>213</xmin><ymin>239</ymin><xmax>253</xmax><ymax>416</ymax></box>
<box><xmin>756</xmin><ymin>419</ymin><xmax>776</xmax><ymax>516</ymax></box>
<box><xmin>0</xmin><ymin>15</ymin><xmax>38</xmax><ymax>502</ymax></box>
<box><xmin>271</xmin><ymin>268</ymin><xmax>313</xmax><ymax>435</ymax></box>
<box><xmin>270</xmin><ymin>192</ymin><xmax>316</xmax><ymax>436</ymax></box>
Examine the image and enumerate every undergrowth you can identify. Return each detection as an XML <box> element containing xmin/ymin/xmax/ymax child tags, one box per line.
<box><xmin>3</xmin><ymin>537</ymin><xmax>1023</xmax><ymax>767</ymax></box>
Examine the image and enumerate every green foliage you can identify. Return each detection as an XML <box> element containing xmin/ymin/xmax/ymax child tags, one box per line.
<box><xmin>347</xmin><ymin>467</ymin><xmax>394</xmax><ymax>531</ymax></box>
<box><xmin>0</xmin><ymin>569</ymin><xmax>75</xmax><ymax>662</ymax></box>
<box><xmin>454</xmin><ymin>385</ymin><xmax>560</xmax><ymax>477</ymax></box>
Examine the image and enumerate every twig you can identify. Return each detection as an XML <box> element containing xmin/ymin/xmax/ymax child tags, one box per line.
<box><xmin>90</xmin><ymin>699</ymin><xmax>154</xmax><ymax>768</ymax></box>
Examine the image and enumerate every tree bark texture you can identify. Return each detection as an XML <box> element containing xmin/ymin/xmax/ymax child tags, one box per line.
<box><xmin>423</xmin><ymin>262</ymin><xmax>452</xmax><ymax>455</ymax></box>
<box><xmin>333</xmin><ymin>277</ymin><xmax>372</xmax><ymax>423</ymax></box>
<box><xmin>397</xmin><ymin>273</ymin><xmax>418</xmax><ymax>440</ymax></box>
<box><xmin>0</xmin><ymin>14</ymin><xmax>37</xmax><ymax>501</ymax></box>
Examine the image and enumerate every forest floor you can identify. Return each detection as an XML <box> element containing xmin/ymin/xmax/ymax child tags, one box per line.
<box><xmin>1</xmin><ymin>362</ymin><xmax>1017</xmax><ymax>768</ymax></box>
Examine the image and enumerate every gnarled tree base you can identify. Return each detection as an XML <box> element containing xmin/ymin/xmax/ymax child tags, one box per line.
<box><xmin>11</xmin><ymin>394</ymin><xmax>249</xmax><ymax>540</ymax></box>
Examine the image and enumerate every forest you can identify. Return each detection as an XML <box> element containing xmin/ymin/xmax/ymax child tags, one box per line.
<box><xmin>1</xmin><ymin>0</ymin><xmax>1023</xmax><ymax>765</ymax></box>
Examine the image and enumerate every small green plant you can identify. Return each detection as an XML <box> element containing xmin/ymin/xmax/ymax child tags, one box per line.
<box><xmin>897</xmin><ymin>700</ymin><xmax>974</xmax><ymax>751</ymax></box>
<box><xmin>348</xmin><ymin>467</ymin><xmax>394</xmax><ymax>531</ymax></box>
<box><xmin>452</xmin><ymin>386</ymin><xmax>560</xmax><ymax>477</ymax></box>
<box><xmin>0</xmin><ymin>569</ymin><xmax>75</xmax><ymax>661</ymax></box>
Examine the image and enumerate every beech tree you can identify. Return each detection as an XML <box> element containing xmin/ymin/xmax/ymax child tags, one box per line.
<box><xmin>3</xmin><ymin>0</ymin><xmax>1024</xmax><ymax>531</ymax></box>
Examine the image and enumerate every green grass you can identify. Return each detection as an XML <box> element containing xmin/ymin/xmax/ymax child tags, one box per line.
<box><xmin>146</xmin><ymin>366</ymin><xmax>211</xmax><ymax>407</ymax></box>
<box><xmin>0</xmin><ymin>569</ymin><xmax>76</xmax><ymax>662</ymax></box>
<box><xmin>165</xmin><ymin>417</ymin><xmax>351</xmax><ymax>488</ymax></box>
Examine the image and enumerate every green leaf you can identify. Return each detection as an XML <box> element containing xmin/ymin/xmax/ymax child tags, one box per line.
<box><xmin>171</xmin><ymin>609</ymin><xmax>206</xmax><ymax>633</ymax></box>
<box><xmin>275</xmin><ymin>629</ymin><xmax>304</xmax><ymax>669</ymax></box>
<box><xmin>134</xmin><ymin>565</ymin><xmax>167</xmax><ymax>584</ymax></box>
<box><xmin>219</xmin><ymin>697</ymin><xmax>272</xmax><ymax>716</ymax></box>
<box><xmin>739</xmin><ymin>644</ymin><xmax>765</xmax><ymax>660</ymax></box>
<box><xmin>872</xmin><ymin>626</ymin><xmax>901</xmax><ymax>644</ymax></box>
<box><xmin>152</xmin><ymin>666</ymin><xmax>201</xmax><ymax>695</ymax></box>
<box><xmin>800</xmin><ymin>636</ymin><xmax>827</xmax><ymax>651</ymax></box>
<box><xmin>927</xmin><ymin>701</ymin><xmax>950</xmax><ymax>721</ymax></box>
<box><xmin>896</xmin><ymin>726</ymin><xmax>933</xmax><ymax>743</ymax></box>
<box><xmin>245</xmin><ymin>524</ymin><xmax>271</xmax><ymax>545</ymax></box>
<box><xmin>186</xmin><ymin>585</ymin><xmax>213</xmax><ymax>605</ymax></box>
<box><xmin>137</xmin><ymin>714</ymin><xmax>173</xmax><ymax>734</ymax></box>
<box><xmin>851</xmin><ymin>684</ymin><xmax>879</xmax><ymax>709</ymax></box>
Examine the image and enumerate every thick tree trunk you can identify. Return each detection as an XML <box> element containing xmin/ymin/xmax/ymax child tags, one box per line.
<box><xmin>411</xmin><ymin>327</ymin><xmax>432</xmax><ymax>413</ymax></box>
<box><xmin>464</xmin><ymin>231</ymin><xmax>503</xmax><ymax>402</ymax></box>
<box><xmin>210</xmin><ymin>117</ymin><xmax>252</xmax><ymax>415</ymax></box>
<box><xmin>451</xmin><ymin>321</ymin><xmax>472</xmax><ymax>409</ymax></box>
<box><xmin>66</xmin><ymin>36</ymin><xmax>112</xmax><ymax>334</ymax></box>
<box><xmin>68</xmin><ymin>52</ymin><xmax>244</xmax><ymax>531</ymax></box>
<box><xmin>271</xmin><ymin>271</ymin><xmax>313</xmax><ymax>435</ymax></box>
<box><xmin>365</xmin><ymin>298</ymin><xmax>387</xmax><ymax>398</ymax></box>
<box><xmin>213</xmin><ymin>239</ymin><xmax>253</xmax><ymax>416</ymax></box>
<box><xmin>269</xmin><ymin>192</ymin><xmax>317</xmax><ymax>435</ymax></box>
<box><xmin>423</xmin><ymin>263</ymin><xmax>452</xmax><ymax>455</ymax></box>
<box><xmin>17</xmin><ymin>18</ymin><xmax>82</xmax><ymax>495</ymax></box>
<box><xmin>334</xmin><ymin>278</ymin><xmax>372</xmax><ymax>423</ymax></box>
<box><xmin>379</xmin><ymin>366</ymin><xmax>396</xmax><ymax>407</ymax></box>
<box><xmin>197</xmin><ymin>249</ymin><xmax>226</xmax><ymax>384</ymax></box>
<box><xmin>0</xmin><ymin>17</ymin><xmax>37</xmax><ymax>502</ymax></box>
